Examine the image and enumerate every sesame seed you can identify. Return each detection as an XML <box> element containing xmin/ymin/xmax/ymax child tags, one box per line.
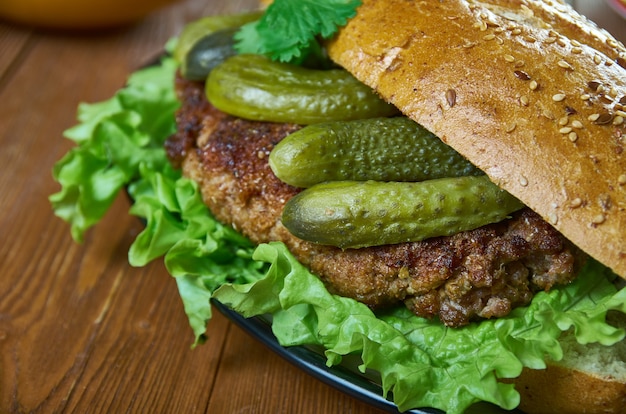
<box><xmin>570</xmin><ymin>198</ymin><xmax>583</xmax><ymax>208</ymax></box>
<box><xmin>542</xmin><ymin>109</ymin><xmax>555</xmax><ymax>120</ymax></box>
<box><xmin>519</xmin><ymin>95</ymin><xmax>529</xmax><ymax>106</ymax></box>
<box><xmin>558</xmin><ymin>116</ymin><xmax>569</xmax><ymax>126</ymax></box>
<box><xmin>559</xmin><ymin>127</ymin><xmax>572</xmax><ymax>134</ymax></box>
<box><xmin>557</xmin><ymin>39</ymin><xmax>567</xmax><ymax>48</ymax></box>
<box><xmin>571</xmin><ymin>120</ymin><xmax>584</xmax><ymax>129</ymax></box>
<box><xmin>505</xmin><ymin>123</ymin><xmax>517</xmax><ymax>133</ymax></box>
<box><xmin>557</xmin><ymin>60</ymin><xmax>573</xmax><ymax>70</ymax></box>
<box><xmin>511</xmin><ymin>28</ymin><xmax>522</xmax><ymax>35</ymax></box>
<box><xmin>594</xmin><ymin>55</ymin><xmax>602</xmax><ymax>64</ymax></box>
<box><xmin>514</xmin><ymin>70</ymin><xmax>530</xmax><ymax>80</ymax></box>
<box><xmin>613</xmin><ymin>115</ymin><xmax>624</xmax><ymax>126</ymax></box>
<box><xmin>552</xmin><ymin>93</ymin><xmax>566</xmax><ymax>102</ymax></box>
<box><xmin>599</xmin><ymin>94</ymin><xmax>614</xmax><ymax>104</ymax></box>
<box><xmin>588</xmin><ymin>80</ymin><xmax>601</xmax><ymax>91</ymax></box>
<box><xmin>595</xmin><ymin>113</ymin><xmax>614</xmax><ymax>125</ymax></box>
<box><xmin>529</xmin><ymin>80</ymin><xmax>538</xmax><ymax>90</ymax></box>
<box><xmin>519</xmin><ymin>175</ymin><xmax>528</xmax><ymax>186</ymax></box>
<box><xmin>580</xmin><ymin>94</ymin><xmax>591</xmax><ymax>101</ymax></box>
<box><xmin>592</xmin><ymin>214</ymin><xmax>606</xmax><ymax>225</ymax></box>
<box><xmin>483</xmin><ymin>33</ymin><xmax>496</xmax><ymax>41</ymax></box>
<box><xmin>504</xmin><ymin>54</ymin><xmax>515</xmax><ymax>62</ymax></box>
<box><xmin>568</xmin><ymin>131</ymin><xmax>578</xmax><ymax>142</ymax></box>
<box><xmin>616</xmin><ymin>110</ymin><xmax>626</xmax><ymax>117</ymax></box>
<box><xmin>571</xmin><ymin>47</ymin><xmax>583</xmax><ymax>54</ymax></box>
<box><xmin>545</xmin><ymin>37</ymin><xmax>557</xmax><ymax>44</ymax></box>
<box><xmin>588</xmin><ymin>113</ymin><xmax>601</xmax><ymax>122</ymax></box>
<box><xmin>618</xmin><ymin>174</ymin><xmax>626</xmax><ymax>185</ymax></box>
<box><xmin>515</xmin><ymin>60</ymin><xmax>525</xmax><ymax>68</ymax></box>
<box><xmin>446</xmin><ymin>89</ymin><xmax>457</xmax><ymax>107</ymax></box>
<box><xmin>524</xmin><ymin>36</ymin><xmax>536</xmax><ymax>43</ymax></box>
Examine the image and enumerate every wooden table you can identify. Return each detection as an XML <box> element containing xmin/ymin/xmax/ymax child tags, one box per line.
<box><xmin>0</xmin><ymin>1</ymin><xmax>624</xmax><ymax>413</ymax></box>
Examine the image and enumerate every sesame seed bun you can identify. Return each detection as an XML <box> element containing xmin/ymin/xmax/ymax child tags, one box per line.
<box><xmin>326</xmin><ymin>0</ymin><xmax>626</xmax><ymax>278</ymax></box>
<box><xmin>511</xmin><ymin>313</ymin><xmax>626</xmax><ymax>413</ymax></box>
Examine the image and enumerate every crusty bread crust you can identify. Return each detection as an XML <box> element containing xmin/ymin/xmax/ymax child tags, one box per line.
<box><xmin>326</xmin><ymin>0</ymin><xmax>626</xmax><ymax>278</ymax></box>
<box><xmin>513</xmin><ymin>363</ymin><xmax>626</xmax><ymax>414</ymax></box>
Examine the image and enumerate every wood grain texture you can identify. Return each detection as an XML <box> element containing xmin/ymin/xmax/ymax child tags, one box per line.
<box><xmin>0</xmin><ymin>0</ymin><xmax>386</xmax><ymax>413</ymax></box>
<box><xmin>0</xmin><ymin>1</ymin><xmax>623</xmax><ymax>413</ymax></box>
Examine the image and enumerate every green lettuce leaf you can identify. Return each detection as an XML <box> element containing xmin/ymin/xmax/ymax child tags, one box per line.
<box><xmin>213</xmin><ymin>244</ymin><xmax>625</xmax><ymax>413</ymax></box>
<box><xmin>50</xmin><ymin>55</ymin><xmax>180</xmax><ymax>242</ymax></box>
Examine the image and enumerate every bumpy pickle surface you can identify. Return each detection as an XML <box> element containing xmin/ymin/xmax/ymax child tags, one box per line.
<box><xmin>269</xmin><ymin>117</ymin><xmax>482</xmax><ymax>187</ymax></box>
<box><xmin>281</xmin><ymin>176</ymin><xmax>524</xmax><ymax>249</ymax></box>
<box><xmin>205</xmin><ymin>54</ymin><xmax>398</xmax><ymax>124</ymax></box>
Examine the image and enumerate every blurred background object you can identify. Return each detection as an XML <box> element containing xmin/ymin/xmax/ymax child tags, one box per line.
<box><xmin>605</xmin><ymin>0</ymin><xmax>626</xmax><ymax>19</ymax></box>
<box><xmin>0</xmin><ymin>0</ymin><xmax>183</xmax><ymax>30</ymax></box>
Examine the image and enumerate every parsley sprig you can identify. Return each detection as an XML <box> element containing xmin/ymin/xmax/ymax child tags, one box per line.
<box><xmin>235</xmin><ymin>0</ymin><xmax>361</xmax><ymax>63</ymax></box>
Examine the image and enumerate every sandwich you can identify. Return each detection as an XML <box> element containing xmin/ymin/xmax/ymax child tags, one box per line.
<box><xmin>50</xmin><ymin>0</ymin><xmax>626</xmax><ymax>413</ymax></box>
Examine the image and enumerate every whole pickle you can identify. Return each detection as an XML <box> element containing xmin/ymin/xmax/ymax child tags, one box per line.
<box><xmin>181</xmin><ymin>27</ymin><xmax>238</xmax><ymax>81</ymax></box>
<box><xmin>173</xmin><ymin>12</ymin><xmax>262</xmax><ymax>65</ymax></box>
<box><xmin>206</xmin><ymin>54</ymin><xmax>398</xmax><ymax>124</ymax></box>
<box><xmin>269</xmin><ymin>117</ymin><xmax>482</xmax><ymax>187</ymax></box>
<box><xmin>282</xmin><ymin>176</ymin><xmax>524</xmax><ymax>249</ymax></box>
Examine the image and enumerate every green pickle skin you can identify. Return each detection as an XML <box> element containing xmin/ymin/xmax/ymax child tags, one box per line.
<box><xmin>206</xmin><ymin>54</ymin><xmax>399</xmax><ymax>124</ymax></box>
<box><xmin>282</xmin><ymin>176</ymin><xmax>524</xmax><ymax>249</ymax></box>
<box><xmin>181</xmin><ymin>27</ymin><xmax>239</xmax><ymax>81</ymax></box>
<box><xmin>269</xmin><ymin>117</ymin><xmax>482</xmax><ymax>187</ymax></box>
<box><xmin>173</xmin><ymin>12</ymin><xmax>262</xmax><ymax>66</ymax></box>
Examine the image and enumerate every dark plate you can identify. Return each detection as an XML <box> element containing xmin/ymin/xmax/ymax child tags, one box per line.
<box><xmin>212</xmin><ymin>300</ymin><xmax>523</xmax><ymax>414</ymax></box>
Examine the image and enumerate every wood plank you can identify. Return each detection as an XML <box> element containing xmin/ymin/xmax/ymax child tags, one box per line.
<box><xmin>0</xmin><ymin>23</ymin><xmax>32</xmax><ymax>88</ymax></box>
<box><xmin>0</xmin><ymin>1</ymin><xmax>256</xmax><ymax>412</ymax></box>
<box><xmin>210</xmin><ymin>322</ymin><xmax>388</xmax><ymax>414</ymax></box>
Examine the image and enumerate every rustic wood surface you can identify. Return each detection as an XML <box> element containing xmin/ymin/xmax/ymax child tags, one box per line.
<box><xmin>0</xmin><ymin>1</ymin><xmax>624</xmax><ymax>413</ymax></box>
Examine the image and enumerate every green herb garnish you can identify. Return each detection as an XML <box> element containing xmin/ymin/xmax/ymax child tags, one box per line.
<box><xmin>235</xmin><ymin>0</ymin><xmax>361</xmax><ymax>63</ymax></box>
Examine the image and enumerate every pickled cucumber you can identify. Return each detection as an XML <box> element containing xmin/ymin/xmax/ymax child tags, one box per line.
<box><xmin>282</xmin><ymin>176</ymin><xmax>524</xmax><ymax>248</ymax></box>
<box><xmin>269</xmin><ymin>117</ymin><xmax>482</xmax><ymax>187</ymax></box>
<box><xmin>173</xmin><ymin>12</ymin><xmax>262</xmax><ymax>65</ymax></box>
<box><xmin>181</xmin><ymin>27</ymin><xmax>239</xmax><ymax>81</ymax></box>
<box><xmin>206</xmin><ymin>54</ymin><xmax>399</xmax><ymax>124</ymax></box>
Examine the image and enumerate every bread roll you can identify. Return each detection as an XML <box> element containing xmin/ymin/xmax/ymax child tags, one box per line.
<box><xmin>326</xmin><ymin>0</ymin><xmax>626</xmax><ymax>278</ymax></box>
<box><xmin>513</xmin><ymin>313</ymin><xmax>626</xmax><ymax>413</ymax></box>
